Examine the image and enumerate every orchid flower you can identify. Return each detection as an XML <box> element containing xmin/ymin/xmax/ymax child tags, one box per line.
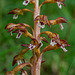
<box><xmin>39</xmin><ymin>0</ymin><xmax>65</xmax><ymax>8</ymax></box>
<box><xmin>12</xmin><ymin>48</ymin><xmax>29</xmax><ymax>66</ymax></box>
<box><xmin>8</xmin><ymin>8</ymin><xmax>33</xmax><ymax>19</ymax></box>
<box><xmin>35</xmin><ymin>15</ymin><xmax>51</xmax><ymax>28</ymax></box>
<box><xmin>39</xmin><ymin>31</ymin><xmax>61</xmax><ymax>45</ymax></box>
<box><xmin>50</xmin><ymin>17</ymin><xmax>67</xmax><ymax>30</ymax></box>
<box><xmin>5</xmin><ymin>23</ymin><xmax>33</xmax><ymax>39</ymax></box>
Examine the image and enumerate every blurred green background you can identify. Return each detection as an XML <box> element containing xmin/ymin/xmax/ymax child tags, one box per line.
<box><xmin>0</xmin><ymin>0</ymin><xmax>75</xmax><ymax>75</ymax></box>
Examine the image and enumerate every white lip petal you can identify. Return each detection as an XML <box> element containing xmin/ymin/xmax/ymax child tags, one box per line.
<box><xmin>50</xmin><ymin>39</ymin><xmax>57</xmax><ymax>46</ymax></box>
<box><xmin>29</xmin><ymin>44</ymin><xmax>35</xmax><ymax>50</ymax></box>
<box><xmin>40</xmin><ymin>41</ymin><xmax>43</xmax><ymax>48</ymax></box>
<box><xmin>57</xmin><ymin>2</ymin><xmax>62</xmax><ymax>8</ymax></box>
<box><xmin>13</xmin><ymin>14</ymin><xmax>18</xmax><ymax>19</ymax></box>
<box><xmin>17</xmin><ymin>60</ymin><xmax>22</xmax><ymax>65</ymax></box>
<box><xmin>10</xmin><ymin>32</ymin><xmax>13</xmax><ymax>36</ymax></box>
<box><xmin>16</xmin><ymin>32</ymin><xmax>22</xmax><ymax>39</ymax></box>
<box><xmin>59</xmin><ymin>23</ymin><xmax>64</xmax><ymax>30</ymax></box>
<box><xmin>22</xmin><ymin>72</ymin><xmax>25</xmax><ymax>75</ymax></box>
<box><xmin>60</xmin><ymin>46</ymin><xmax>68</xmax><ymax>52</ymax></box>
<box><xmin>38</xmin><ymin>21</ymin><xmax>45</xmax><ymax>28</ymax></box>
<box><xmin>23</xmin><ymin>0</ymin><xmax>30</xmax><ymax>6</ymax></box>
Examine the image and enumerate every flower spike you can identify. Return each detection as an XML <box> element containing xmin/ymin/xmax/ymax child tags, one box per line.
<box><xmin>39</xmin><ymin>0</ymin><xmax>65</xmax><ymax>8</ymax></box>
<box><xmin>35</xmin><ymin>15</ymin><xmax>51</xmax><ymax>28</ymax></box>
<box><xmin>50</xmin><ymin>17</ymin><xmax>67</xmax><ymax>30</ymax></box>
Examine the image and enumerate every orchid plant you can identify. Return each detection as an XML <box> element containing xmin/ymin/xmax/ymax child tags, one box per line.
<box><xmin>5</xmin><ymin>0</ymin><xmax>70</xmax><ymax>75</ymax></box>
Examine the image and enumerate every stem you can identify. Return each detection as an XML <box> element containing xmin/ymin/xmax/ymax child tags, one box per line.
<box><xmin>34</xmin><ymin>0</ymin><xmax>40</xmax><ymax>39</ymax></box>
<box><xmin>31</xmin><ymin>0</ymin><xmax>42</xmax><ymax>75</ymax></box>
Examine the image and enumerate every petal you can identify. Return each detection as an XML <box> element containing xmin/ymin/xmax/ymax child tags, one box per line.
<box><xmin>40</xmin><ymin>41</ymin><xmax>43</xmax><ymax>48</ymax></box>
<box><xmin>17</xmin><ymin>60</ymin><xmax>22</xmax><ymax>65</ymax></box>
<box><xmin>57</xmin><ymin>2</ymin><xmax>62</xmax><ymax>8</ymax></box>
<box><xmin>8</xmin><ymin>8</ymin><xmax>22</xmax><ymax>14</ymax></box>
<box><xmin>59</xmin><ymin>23</ymin><xmax>64</xmax><ymax>30</ymax></box>
<box><xmin>16</xmin><ymin>32</ymin><xmax>22</xmax><ymax>39</ymax></box>
<box><xmin>13</xmin><ymin>14</ymin><xmax>18</xmax><ymax>19</ymax></box>
<box><xmin>56</xmin><ymin>17</ymin><xmax>67</xmax><ymax>23</ymax></box>
<box><xmin>21</xmin><ymin>44</ymin><xmax>29</xmax><ymax>47</ymax></box>
<box><xmin>50</xmin><ymin>39</ymin><xmax>57</xmax><ymax>46</ymax></box>
<box><xmin>40</xmin><ymin>37</ymin><xmax>48</xmax><ymax>43</ymax></box>
<box><xmin>60</xmin><ymin>46</ymin><xmax>67</xmax><ymax>52</ymax></box>
<box><xmin>21</xmin><ymin>69</ymin><xmax>28</xmax><ymax>75</ymax></box>
<box><xmin>29</xmin><ymin>44</ymin><xmax>35</xmax><ymax>50</ymax></box>
<box><xmin>38</xmin><ymin>21</ymin><xmax>45</xmax><ymax>28</ymax></box>
<box><xmin>23</xmin><ymin>0</ymin><xmax>30</xmax><ymax>6</ymax></box>
<box><xmin>10</xmin><ymin>32</ymin><xmax>13</xmax><ymax>36</ymax></box>
<box><xmin>5</xmin><ymin>23</ymin><xmax>16</xmax><ymax>29</ymax></box>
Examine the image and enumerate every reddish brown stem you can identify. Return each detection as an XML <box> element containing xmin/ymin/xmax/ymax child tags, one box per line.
<box><xmin>31</xmin><ymin>0</ymin><xmax>42</xmax><ymax>75</ymax></box>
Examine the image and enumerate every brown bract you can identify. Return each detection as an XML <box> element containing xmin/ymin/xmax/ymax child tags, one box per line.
<box><xmin>55</xmin><ymin>0</ymin><xmax>65</xmax><ymax>2</ymax></box>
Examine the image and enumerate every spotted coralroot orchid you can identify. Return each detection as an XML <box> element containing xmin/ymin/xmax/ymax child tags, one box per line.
<box><xmin>50</xmin><ymin>17</ymin><xmax>67</xmax><ymax>30</ymax></box>
<box><xmin>5</xmin><ymin>0</ymin><xmax>70</xmax><ymax>75</ymax></box>
<box><xmin>8</xmin><ymin>8</ymin><xmax>33</xmax><ymax>19</ymax></box>
<box><xmin>35</xmin><ymin>15</ymin><xmax>51</xmax><ymax>28</ymax></box>
<box><xmin>39</xmin><ymin>0</ymin><xmax>65</xmax><ymax>8</ymax></box>
<box><xmin>59</xmin><ymin>39</ymin><xmax>70</xmax><ymax>52</ymax></box>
